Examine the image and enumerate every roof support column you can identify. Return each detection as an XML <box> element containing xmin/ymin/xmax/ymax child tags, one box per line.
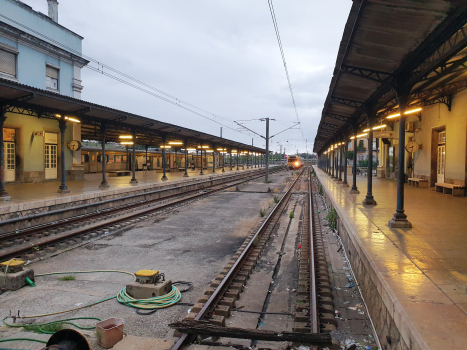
<box><xmin>212</xmin><ymin>148</ymin><xmax>216</xmax><ymax>173</ymax></box>
<box><xmin>331</xmin><ymin>149</ymin><xmax>335</xmax><ymax>178</ymax></box>
<box><xmin>389</xmin><ymin>91</ymin><xmax>412</xmax><ymax>228</ymax></box>
<box><xmin>199</xmin><ymin>148</ymin><xmax>204</xmax><ymax>175</ymax></box>
<box><xmin>130</xmin><ymin>131</ymin><xmax>138</xmax><ymax>185</ymax></box>
<box><xmin>230</xmin><ymin>150</ymin><xmax>233</xmax><ymax>171</ymax></box>
<box><xmin>58</xmin><ymin>118</ymin><xmax>70</xmax><ymax>193</ymax></box>
<box><xmin>338</xmin><ymin>143</ymin><xmax>343</xmax><ymax>182</ymax></box>
<box><xmin>343</xmin><ymin>136</ymin><xmax>349</xmax><ymax>187</ymax></box>
<box><xmin>184</xmin><ymin>138</ymin><xmax>189</xmax><ymax>177</ymax></box>
<box><xmin>99</xmin><ymin>124</ymin><xmax>109</xmax><ymax>189</ymax></box>
<box><xmin>363</xmin><ymin>114</ymin><xmax>376</xmax><ymax>205</ymax></box>
<box><xmin>350</xmin><ymin>136</ymin><xmax>359</xmax><ymax>194</ymax></box>
<box><xmin>0</xmin><ymin>109</ymin><xmax>11</xmax><ymax>201</ymax></box>
<box><xmin>222</xmin><ymin>150</ymin><xmax>225</xmax><ymax>173</ymax></box>
<box><xmin>161</xmin><ymin>136</ymin><xmax>168</xmax><ymax>181</ymax></box>
<box><xmin>236</xmin><ymin>151</ymin><xmax>239</xmax><ymax>171</ymax></box>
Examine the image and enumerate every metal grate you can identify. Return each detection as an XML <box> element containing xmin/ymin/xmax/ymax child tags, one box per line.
<box><xmin>0</xmin><ymin>49</ymin><xmax>16</xmax><ymax>76</ymax></box>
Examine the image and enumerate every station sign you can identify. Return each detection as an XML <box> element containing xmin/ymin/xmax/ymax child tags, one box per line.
<box><xmin>374</xmin><ymin>131</ymin><xmax>396</xmax><ymax>138</ymax></box>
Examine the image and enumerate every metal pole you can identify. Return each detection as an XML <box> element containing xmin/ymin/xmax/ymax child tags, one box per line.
<box><xmin>99</xmin><ymin>124</ymin><xmax>109</xmax><ymax>189</ymax></box>
<box><xmin>58</xmin><ymin>118</ymin><xmax>70</xmax><ymax>193</ymax></box>
<box><xmin>0</xmin><ymin>111</ymin><xmax>10</xmax><ymax>201</ymax></box>
<box><xmin>331</xmin><ymin>150</ymin><xmax>334</xmax><ymax>178</ymax></box>
<box><xmin>343</xmin><ymin>138</ymin><xmax>349</xmax><ymax>187</ymax></box>
<box><xmin>265</xmin><ymin>118</ymin><xmax>269</xmax><ymax>183</ymax></box>
<box><xmin>337</xmin><ymin>146</ymin><xmax>343</xmax><ymax>182</ymax></box>
<box><xmin>230</xmin><ymin>151</ymin><xmax>233</xmax><ymax>170</ymax></box>
<box><xmin>212</xmin><ymin>150</ymin><xmax>215</xmax><ymax>173</ymax></box>
<box><xmin>236</xmin><ymin>151</ymin><xmax>239</xmax><ymax>170</ymax></box>
<box><xmin>389</xmin><ymin>93</ymin><xmax>412</xmax><ymax>228</ymax></box>
<box><xmin>222</xmin><ymin>151</ymin><xmax>225</xmax><ymax>173</ymax></box>
<box><xmin>350</xmin><ymin>137</ymin><xmax>359</xmax><ymax>194</ymax></box>
<box><xmin>161</xmin><ymin>136</ymin><xmax>168</xmax><ymax>181</ymax></box>
<box><xmin>130</xmin><ymin>132</ymin><xmax>138</xmax><ymax>184</ymax></box>
<box><xmin>363</xmin><ymin>122</ymin><xmax>376</xmax><ymax>205</ymax></box>
<box><xmin>184</xmin><ymin>138</ymin><xmax>189</xmax><ymax>177</ymax></box>
<box><xmin>200</xmin><ymin>149</ymin><xmax>204</xmax><ymax>175</ymax></box>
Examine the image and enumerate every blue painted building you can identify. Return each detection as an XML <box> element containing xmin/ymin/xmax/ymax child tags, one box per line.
<box><xmin>0</xmin><ymin>0</ymin><xmax>88</xmax><ymax>186</ymax></box>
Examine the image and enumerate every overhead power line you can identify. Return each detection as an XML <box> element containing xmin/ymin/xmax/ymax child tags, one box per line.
<box><xmin>266</xmin><ymin>0</ymin><xmax>305</xmax><ymax>141</ymax></box>
<box><xmin>0</xmin><ymin>13</ymin><xmax>264</xmax><ymax>141</ymax></box>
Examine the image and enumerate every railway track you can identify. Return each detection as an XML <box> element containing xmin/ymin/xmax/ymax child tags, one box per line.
<box><xmin>171</xmin><ymin>167</ymin><xmax>334</xmax><ymax>349</ymax></box>
<box><xmin>0</xmin><ymin>167</ymin><xmax>284</xmax><ymax>263</ymax></box>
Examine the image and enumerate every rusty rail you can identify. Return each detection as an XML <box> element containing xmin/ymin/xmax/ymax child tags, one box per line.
<box><xmin>0</xmin><ymin>168</ymin><xmax>284</xmax><ymax>261</ymax></box>
<box><xmin>308</xmin><ymin>167</ymin><xmax>319</xmax><ymax>333</ymax></box>
<box><xmin>172</xmin><ymin>168</ymin><xmax>305</xmax><ymax>350</ymax></box>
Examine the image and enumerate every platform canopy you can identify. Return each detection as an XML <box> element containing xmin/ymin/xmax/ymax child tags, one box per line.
<box><xmin>314</xmin><ymin>0</ymin><xmax>467</xmax><ymax>153</ymax></box>
<box><xmin>0</xmin><ymin>78</ymin><xmax>265</xmax><ymax>153</ymax></box>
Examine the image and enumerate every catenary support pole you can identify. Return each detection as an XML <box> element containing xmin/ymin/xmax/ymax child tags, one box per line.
<box><xmin>58</xmin><ymin>118</ymin><xmax>70</xmax><ymax>193</ymax></box>
<box><xmin>199</xmin><ymin>149</ymin><xmax>204</xmax><ymax>175</ymax></box>
<box><xmin>161</xmin><ymin>136</ymin><xmax>168</xmax><ymax>181</ymax></box>
<box><xmin>265</xmin><ymin>118</ymin><xmax>270</xmax><ymax>183</ymax></box>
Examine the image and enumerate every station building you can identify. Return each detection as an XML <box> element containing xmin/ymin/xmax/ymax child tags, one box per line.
<box><xmin>0</xmin><ymin>0</ymin><xmax>266</xmax><ymax>201</ymax></box>
<box><xmin>0</xmin><ymin>0</ymin><xmax>88</xmax><ymax>183</ymax></box>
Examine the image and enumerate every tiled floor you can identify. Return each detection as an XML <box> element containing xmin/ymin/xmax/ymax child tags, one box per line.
<box><xmin>316</xmin><ymin>167</ymin><xmax>467</xmax><ymax>349</ymax></box>
<box><xmin>0</xmin><ymin>165</ymin><xmax>264</xmax><ymax>206</ymax></box>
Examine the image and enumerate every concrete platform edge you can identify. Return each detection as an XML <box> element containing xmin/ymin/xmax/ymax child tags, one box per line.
<box><xmin>314</xmin><ymin>167</ymin><xmax>428</xmax><ymax>350</ymax></box>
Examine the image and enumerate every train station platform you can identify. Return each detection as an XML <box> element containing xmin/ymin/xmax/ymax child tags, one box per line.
<box><xmin>0</xmin><ymin>166</ymin><xmax>271</xmax><ymax>217</ymax></box>
<box><xmin>314</xmin><ymin>167</ymin><xmax>467</xmax><ymax>350</ymax></box>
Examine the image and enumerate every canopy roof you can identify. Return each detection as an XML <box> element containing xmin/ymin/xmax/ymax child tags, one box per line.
<box><xmin>314</xmin><ymin>0</ymin><xmax>467</xmax><ymax>153</ymax></box>
<box><xmin>0</xmin><ymin>78</ymin><xmax>265</xmax><ymax>153</ymax></box>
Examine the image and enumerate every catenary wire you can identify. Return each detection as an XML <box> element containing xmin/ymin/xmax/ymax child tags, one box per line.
<box><xmin>266</xmin><ymin>0</ymin><xmax>305</xmax><ymax>141</ymax></box>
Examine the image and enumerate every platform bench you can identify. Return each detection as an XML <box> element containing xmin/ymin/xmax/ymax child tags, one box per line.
<box><xmin>108</xmin><ymin>170</ymin><xmax>131</xmax><ymax>177</ymax></box>
<box><xmin>435</xmin><ymin>183</ymin><xmax>465</xmax><ymax>197</ymax></box>
<box><xmin>408</xmin><ymin>178</ymin><xmax>429</xmax><ymax>188</ymax></box>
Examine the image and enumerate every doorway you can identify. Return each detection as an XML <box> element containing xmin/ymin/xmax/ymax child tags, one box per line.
<box><xmin>430</xmin><ymin>126</ymin><xmax>446</xmax><ymax>186</ymax></box>
<box><xmin>4</xmin><ymin>141</ymin><xmax>15</xmax><ymax>182</ymax></box>
<box><xmin>45</xmin><ymin>144</ymin><xmax>57</xmax><ymax>179</ymax></box>
<box><xmin>437</xmin><ymin>145</ymin><xmax>445</xmax><ymax>183</ymax></box>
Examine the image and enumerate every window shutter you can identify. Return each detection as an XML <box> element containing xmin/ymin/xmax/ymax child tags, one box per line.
<box><xmin>46</xmin><ymin>65</ymin><xmax>58</xmax><ymax>79</ymax></box>
<box><xmin>0</xmin><ymin>49</ymin><xmax>16</xmax><ymax>76</ymax></box>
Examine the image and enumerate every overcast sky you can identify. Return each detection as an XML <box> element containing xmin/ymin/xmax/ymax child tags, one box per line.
<box><xmin>21</xmin><ymin>0</ymin><xmax>351</xmax><ymax>154</ymax></box>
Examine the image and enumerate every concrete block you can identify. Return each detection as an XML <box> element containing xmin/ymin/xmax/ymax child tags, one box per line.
<box><xmin>126</xmin><ymin>280</ymin><xmax>172</xmax><ymax>299</ymax></box>
<box><xmin>209</xmin><ymin>315</ymin><xmax>225</xmax><ymax>326</ymax></box>
<box><xmin>214</xmin><ymin>305</ymin><xmax>230</xmax><ymax>317</ymax></box>
<box><xmin>191</xmin><ymin>303</ymin><xmax>205</xmax><ymax>313</ymax></box>
<box><xmin>293</xmin><ymin>322</ymin><xmax>311</xmax><ymax>333</ymax></box>
<box><xmin>218</xmin><ymin>297</ymin><xmax>235</xmax><ymax>308</ymax></box>
<box><xmin>0</xmin><ymin>268</ymin><xmax>34</xmax><ymax>291</ymax></box>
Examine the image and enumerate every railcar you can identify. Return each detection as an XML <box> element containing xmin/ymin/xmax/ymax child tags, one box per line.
<box><xmin>287</xmin><ymin>155</ymin><xmax>304</xmax><ymax>170</ymax></box>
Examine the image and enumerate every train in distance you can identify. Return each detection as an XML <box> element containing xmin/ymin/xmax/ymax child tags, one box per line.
<box><xmin>286</xmin><ymin>155</ymin><xmax>304</xmax><ymax>170</ymax></box>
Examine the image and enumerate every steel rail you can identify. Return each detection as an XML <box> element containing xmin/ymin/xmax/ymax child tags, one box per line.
<box><xmin>172</xmin><ymin>168</ymin><xmax>305</xmax><ymax>350</ymax></box>
<box><xmin>1</xmin><ymin>167</ymin><xmax>282</xmax><ymax>240</ymax></box>
<box><xmin>308</xmin><ymin>167</ymin><xmax>319</xmax><ymax>333</ymax></box>
<box><xmin>0</xmin><ymin>168</ymin><xmax>284</xmax><ymax>262</ymax></box>
<box><xmin>0</xmin><ymin>167</ymin><xmax>278</xmax><ymax>228</ymax></box>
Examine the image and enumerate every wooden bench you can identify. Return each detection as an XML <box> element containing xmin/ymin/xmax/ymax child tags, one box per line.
<box><xmin>108</xmin><ymin>170</ymin><xmax>131</xmax><ymax>177</ymax></box>
<box><xmin>408</xmin><ymin>178</ymin><xmax>429</xmax><ymax>188</ymax></box>
<box><xmin>435</xmin><ymin>183</ymin><xmax>465</xmax><ymax>197</ymax></box>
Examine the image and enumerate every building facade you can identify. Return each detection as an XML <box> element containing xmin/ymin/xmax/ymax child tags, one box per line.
<box><xmin>0</xmin><ymin>0</ymin><xmax>88</xmax><ymax>183</ymax></box>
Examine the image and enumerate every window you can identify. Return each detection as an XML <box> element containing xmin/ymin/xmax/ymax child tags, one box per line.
<box><xmin>81</xmin><ymin>154</ymin><xmax>89</xmax><ymax>163</ymax></box>
<box><xmin>46</xmin><ymin>65</ymin><xmax>59</xmax><ymax>90</ymax></box>
<box><xmin>115</xmin><ymin>155</ymin><xmax>122</xmax><ymax>163</ymax></box>
<box><xmin>0</xmin><ymin>49</ymin><xmax>16</xmax><ymax>78</ymax></box>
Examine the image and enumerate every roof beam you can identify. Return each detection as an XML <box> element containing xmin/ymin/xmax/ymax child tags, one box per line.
<box><xmin>324</xmin><ymin>113</ymin><xmax>351</xmax><ymax>122</ymax></box>
<box><xmin>340</xmin><ymin>65</ymin><xmax>393</xmax><ymax>83</ymax></box>
<box><xmin>330</xmin><ymin>96</ymin><xmax>364</xmax><ymax>108</ymax></box>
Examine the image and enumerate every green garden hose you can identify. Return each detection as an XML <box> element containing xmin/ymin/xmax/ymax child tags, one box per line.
<box><xmin>3</xmin><ymin>316</ymin><xmax>102</xmax><ymax>334</ymax></box>
<box><xmin>0</xmin><ymin>337</ymin><xmax>47</xmax><ymax>344</ymax></box>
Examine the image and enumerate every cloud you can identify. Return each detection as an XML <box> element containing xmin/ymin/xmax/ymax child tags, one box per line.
<box><xmin>20</xmin><ymin>0</ymin><xmax>351</xmax><ymax>152</ymax></box>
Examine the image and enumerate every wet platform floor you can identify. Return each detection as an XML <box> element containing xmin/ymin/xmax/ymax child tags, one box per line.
<box><xmin>315</xmin><ymin>167</ymin><xmax>467</xmax><ymax>350</ymax></box>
